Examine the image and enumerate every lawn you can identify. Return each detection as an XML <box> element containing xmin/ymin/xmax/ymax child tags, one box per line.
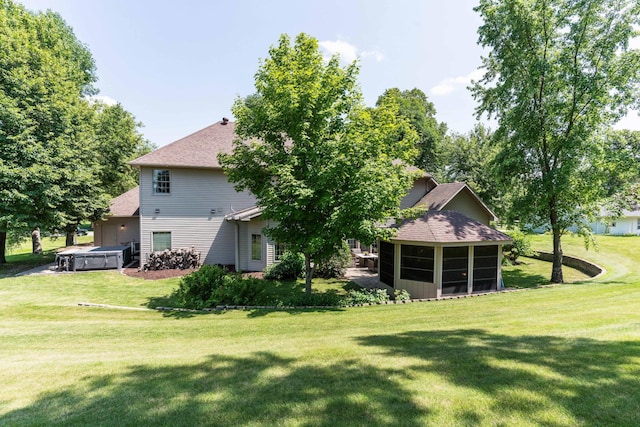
<box><xmin>0</xmin><ymin>234</ymin><xmax>94</xmax><ymax>278</ymax></box>
<box><xmin>0</xmin><ymin>235</ymin><xmax>639</xmax><ymax>426</ymax></box>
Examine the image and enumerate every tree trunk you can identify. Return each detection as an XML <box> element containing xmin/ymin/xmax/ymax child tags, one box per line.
<box><xmin>550</xmin><ymin>204</ymin><xmax>564</xmax><ymax>283</ymax></box>
<box><xmin>65</xmin><ymin>224</ymin><xmax>77</xmax><ymax>247</ymax></box>
<box><xmin>0</xmin><ymin>230</ymin><xmax>6</xmax><ymax>264</ymax></box>
<box><xmin>31</xmin><ymin>228</ymin><xmax>43</xmax><ymax>254</ymax></box>
<box><xmin>304</xmin><ymin>253</ymin><xmax>314</xmax><ymax>295</ymax></box>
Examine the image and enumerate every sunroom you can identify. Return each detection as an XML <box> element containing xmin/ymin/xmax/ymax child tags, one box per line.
<box><xmin>379</xmin><ymin>210</ymin><xmax>511</xmax><ymax>299</ymax></box>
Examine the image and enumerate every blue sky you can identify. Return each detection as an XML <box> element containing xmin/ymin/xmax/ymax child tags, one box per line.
<box><xmin>19</xmin><ymin>0</ymin><xmax>640</xmax><ymax>147</ymax></box>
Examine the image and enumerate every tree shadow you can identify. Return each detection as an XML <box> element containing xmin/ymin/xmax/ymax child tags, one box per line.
<box><xmin>502</xmin><ymin>264</ymin><xmax>548</xmax><ymax>288</ymax></box>
<box><xmin>1</xmin><ymin>352</ymin><xmax>428</xmax><ymax>426</ymax></box>
<box><xmin>358</xmin><ymin>329</ymin><xmax>640</xmax><ymax>426</ymax></box>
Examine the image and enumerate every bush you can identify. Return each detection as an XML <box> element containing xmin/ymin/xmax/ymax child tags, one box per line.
<box><xmin>504</xmin><ymin>228</ymin><xmax>533</xmax><ymax>264</ymax></box>
<box><xmin>173</xmin><ymin>265</ymin><xmax>268</xmax><ymax>309</ymax></box>
<box><xmin>285</xmin><ymin>290</ymin><xmax>343</xmax><ymax>307</ymax></box>
<box><xmin>264</xmin><ymin>251</ymin><xmax>305</xmax><ymax>280</ymax></box>
<box><xmin>393</xmin><ymin>289</ymin><xmax>411</xmax><ymax>301</ymax></box>
<box><xmin>315</xmin><ymin>241</ymin><xmax>352</xmax><ymax>278</ymax></box>
<box><xmin>343</xmin><ymin>288</ymin><xmax>390</xmax><ymax>305</ymax></box>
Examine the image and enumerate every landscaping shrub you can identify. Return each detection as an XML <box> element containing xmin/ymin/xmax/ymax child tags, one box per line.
<box><xmin>343</xmin><ymin>288</ymin><xmax>390</xmax><ymax>305</ymax></box>
<box><xmin>173</xmin><ymin>265</ymin><xmax>268</xmax><ymax>309</ymax></box>
<box><xmin>172</xmin><ymin>265</ymin><xmax>228</xmax><ymax>309</ymax></box>
<box><xmin>504</xmin><ymin>229</ymin><xmax>533</xmax><ymax>264</ymax></box>
<box><xmin>285</xmin><ymin>290</ymin><xmax>343</xmax><ymax>307</ymax></box>
<box><xmin>263</xmin><ymin>251</ymin><xmax>304</xmax><ymax>280</ymax></box>
<box><xmin>393</xmin><ymin>289</ymin><xmax>411</xmax><ymax>301</ymax></box>
<box><xmin>315</xmin><ymin>240</ymin><xmax>352</xmax><ymax>278</ymax></box>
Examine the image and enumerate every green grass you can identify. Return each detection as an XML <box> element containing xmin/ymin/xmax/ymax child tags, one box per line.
<box><xmin>1</xmin><ymin>235</ymin><xmax>639</xmax><ymax>425</ymax></box>
<box><xmin>1</xmin><ymin>234</ymin><xmax>94</xmax><ymax>278</ymax></box>
<box><xmin>502</xmin><ymin>256</ymin><xmax>590</xmax><ymax>288</ymax></box>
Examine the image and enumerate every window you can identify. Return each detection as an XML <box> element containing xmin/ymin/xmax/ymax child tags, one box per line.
<box><xmin>442</xmin><ymin>246</ymin><xmax>468</xmax><ymax>295</ymax></box>
<box><xmin>400</xmin><ymin>245</ymin><xmax>434</xmax><ymax>282</ymax></box>
<box><xmin>637</xmin><ymin>220</ymin><xmax>640</xmax><ymax>230</ymax></box>
<box><xmin>152</xmin><ymin>232</ymin><xmax>171</xmax><ymax>252</ymax></box>
<box><xmin>347</xmin><ymin>238</ymin><xmax>357</xmax><ymax>249</ymax></box>
<box><xmin>473</xmin><ymin>245</ymin><xmax>498</xmax><ymax>292</ymax></box>
<box><xmin>275</xmin><ymin>242</ymin><xmax>287</xmax><ymax>261</ymax></box>
<box><xmin>379</xmin><ymin>241</ymin><xmax>395</xmax><ymax>287</ymax></box>
<box><xmin>251</xmin><ymin>234</ymin><xmax>262</xmax><ymax>261</ymax></box>
<box><xmin>153</xmin><ymin>169</ymin><xmax>170</xmax><ymax>194</ymax></box>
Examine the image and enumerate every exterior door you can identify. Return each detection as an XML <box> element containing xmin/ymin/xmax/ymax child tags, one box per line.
<box><xmin>102</xmin><ymin>224</ymin><xmax>118</xmax><ymax>246</ymax></box>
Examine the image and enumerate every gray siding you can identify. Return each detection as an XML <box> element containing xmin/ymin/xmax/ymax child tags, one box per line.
<box><xmin>400</xmin><ymin>177</ymin><xmax>429</xmax><ymax>209</ymax></box>
<box><xmin>139</xmin><ymin>167</ymin><xmax>258</xmax><ymax>265</ymax></box>
<box><xmin>444</xmin><ymin>190</ymin><xmax>493</xmax><ymax>225</ymax></box>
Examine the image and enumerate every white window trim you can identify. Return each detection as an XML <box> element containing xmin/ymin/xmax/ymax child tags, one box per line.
<box><xmin>152</xmin><ymin>231</ymin><xmax>172</xmax><ymax>252</ymax></box>
<box><xmin>152</xmin><ymin>169</ymin><xmax>171</xmax><ymax>195</ymax></box>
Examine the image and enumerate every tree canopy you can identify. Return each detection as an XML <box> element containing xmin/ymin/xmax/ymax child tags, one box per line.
<box><xmin>219</xmin><ymin>33</ymin><xmax>419</xmax><ymax>293</ymax></box>
<box><xmin>472</xmin><ymin>0</ymin><xmax>640</xmax><ymax>282</ymax></box>
<box><xmin>440</xmin><ymin>124</ymin><xmax>500</xmax><ymax>211</ymax></box>
<box><xmin>376</xmin><ymin>88</ymin><xmax>446</xmax><ymax>174</ymax></box>
<box><xmin>0</xmin><ymin>1</ymin><xmax>150</xmax><ymax>260</ymax></box>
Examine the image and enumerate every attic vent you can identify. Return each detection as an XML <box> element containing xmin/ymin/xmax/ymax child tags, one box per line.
<box><xmin>222</xmin><ymin>117</ymin><xmax>229</xmax><ymax>125</ymax></box>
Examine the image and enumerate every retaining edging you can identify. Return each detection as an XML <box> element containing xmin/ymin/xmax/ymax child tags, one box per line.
<box><xmin>528</xmin><ymin>251</ymin><xmax>605</xmax><ymax>278</ymax></box>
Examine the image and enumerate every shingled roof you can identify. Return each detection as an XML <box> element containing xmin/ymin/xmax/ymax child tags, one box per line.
<box><xmin>414</xmin><ymin>182</ymin><xmax>497</xmax><ymax>221</ymax></box>
<box><xmin>129</xmin><ymin>120</ymin><xmax>238</xmax><ymax>169</ymax></box>
<box><xmin>108</xmin><ymin>187</ymin><xmax>139</xmax><ymax>217</ymax></box>
<box><xmin>392</xmin><ymin>210</ymin><xmax>510</xmax><ymax>244</ymax></box>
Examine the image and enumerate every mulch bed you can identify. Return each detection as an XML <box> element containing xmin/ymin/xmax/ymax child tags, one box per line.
<box><xmin>122</xmin><ymin>261</ymin><xmax>264</xmax><ymax>281</ymax></box>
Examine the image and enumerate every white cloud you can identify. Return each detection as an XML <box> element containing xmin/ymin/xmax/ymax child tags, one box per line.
<box><xmin>87</xmin><ymin>95</ymin><xmax>119</xmax><ymax>106</ymax></box>
<box><xmin>629</xmin><ymin>36</ymin><xmax>640</xmax><ymax>50</ymax></box>
<box><xmin>430</xmin><ymin>69</ymin><xmax>485</xmax><ymax>96</ymax></box>
<box><xmin>319</xmin><ymin>39</ymin><xmax>384</xmax><ymax>63</ymax></box>
<box><xmin>361</xmin><ymin>50</ymin><xmax>385</xmax><ymax>62</ymax></box>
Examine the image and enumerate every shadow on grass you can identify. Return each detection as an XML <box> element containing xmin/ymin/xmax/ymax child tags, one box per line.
<box><xmin>502</xmin><ymin>262</ymin><xmax>549</xmax><ymax>288</ymax></box>
<box><xmin>1</xmin><ymin>352</ymin><xmax>428</xmax><ymax>426</ymax></box>
<box><xmin>358</xmin><ymin>329</ymin><xmax>640</xmax><ymax>426</ymax></box>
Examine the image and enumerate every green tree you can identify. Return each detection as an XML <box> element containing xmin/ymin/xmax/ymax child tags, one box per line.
<box><xmin>59</xmin><ymin>102</ymin><xmax>153</xmax><ymax>246</ymax></box>
<box><xmin>0</xmin><ymin>0</ymin><xmax>98</xmax><ymax>262</ymax></box>
<box><xmin>220</xmin><ymin>33</ymin><xmax>418</xmax><ymax>293</ymax></box>
<box><xmin>94</xmin><ymin>103</ymin><xmax>155</xmax><ymax>198</ymax></box>
<box><xmin>472</xmin><ymin>0</ymin><xmax>640</xmax><ymax>282</ymax></box>
<box><xmin>376</xmin><ymin>88</ymin><xmax>446</xmax><ymax>174</ymax></box>
<box><xmin>440</xmin><ymin>123</ymin><xmax>500</xmax><ymax>210</ymax></box>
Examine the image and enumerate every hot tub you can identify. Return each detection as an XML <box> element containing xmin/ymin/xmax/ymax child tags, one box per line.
<box><xmin>57</xmin><ymin>246</ymin><xmax>132</xmax><ymax>271</ymax></box>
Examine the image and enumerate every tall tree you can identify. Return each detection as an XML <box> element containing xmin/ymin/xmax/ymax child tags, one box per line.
<box><xmin>376</xmin><ymin>88</ymin><xmax>446</xmax><ymax>174</ymax></box>
<box><xmin>440</xmin><ymin>124</ymin><xmax>501</xmax><ymax>212</ymax></box>
<box><xmin>0</xmin><ymin>0</ymin><xmax>98</xmax><ymax>262</ymax></box>
<box><xmin>94</xmin><ymin>103</ymin><xmax>155</xmax><ymax>198</ymax></box>
<box><xmin>220</xmin><ymin>33</ymin><xmax>418</xmax><ymax>293</ymax></box>
<box><xmin>472</xmin><ymin>0</ymin><xmax>640</xmax><ymax>282</ymax></box>
<box><xmin>60</xmin><ymin>102</ymin><xmax>154</xmax><ymax>246</ymax></box>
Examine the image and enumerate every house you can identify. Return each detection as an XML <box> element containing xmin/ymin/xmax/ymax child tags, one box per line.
<box><xmin>591</xmin><ymin>206</ymin><xmax>640</xmax><ymax>235</ymax></box>
<box><xmin>93</xmin><ymin>186</ymin><xmax>139</xmax><ymax>247</ymax></box>
<box><xmin>96</xmin><ymin>119</ymin><xmax>510</xmax><ymax>298</ymax></box>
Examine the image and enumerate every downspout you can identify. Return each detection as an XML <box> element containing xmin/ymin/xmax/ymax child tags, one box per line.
<box><xmin>234</xmin><ymin>221</ymin><xmax>240</xmax><ymax>272</ymax></box>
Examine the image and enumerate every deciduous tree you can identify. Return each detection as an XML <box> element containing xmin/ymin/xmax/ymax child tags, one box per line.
<box><xmin>376</xmin><ymin>88</ymin><xmax>446</xmax><ymax>174</ymax></box>
<box><xmin>472</xmin><ymin>0</ymin><xmax>640</xmax><ymax>282</ymax></box>
<box><xmin>220</xmin><ymin>33</ymin><xmax>418</xmax><ymax>293</ymax></box>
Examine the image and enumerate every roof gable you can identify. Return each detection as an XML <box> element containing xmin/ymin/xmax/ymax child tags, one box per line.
<box><xmin>129</xmin><ymin>120</ymin><xmax>237</xmax><ymax>169</ymax></box>
<box><xmin>392</xmin><ymin>210</ymin><xmax>510</xmax><ymax>244</ymax></box>
<box><xmin>414</xmin><ymin>182</ymin><xmax>498</xmax><ymax>221</ymax></box>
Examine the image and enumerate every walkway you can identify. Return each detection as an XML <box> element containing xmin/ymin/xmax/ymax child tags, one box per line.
<box><xmin>344</xmin><ymin>267</ymin><xmax>392</xmax><ymax>292</ymax></box>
